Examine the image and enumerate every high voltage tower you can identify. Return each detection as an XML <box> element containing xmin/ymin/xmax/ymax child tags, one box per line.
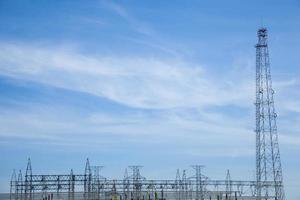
<box><xmin>9</xmin><ymin>28</ymin><xmax>286</xmax><ymax>200</ymax></box>
<box><xmin>255</xmin><ymin>28</ymin><xmax>285</xmax><ymax>200</ymax></box>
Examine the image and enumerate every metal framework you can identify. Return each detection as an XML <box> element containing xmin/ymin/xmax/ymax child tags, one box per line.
<box><xmin>9</xmin><ymin>28</ymin><xmax>286</xmax><ymax>200</ymax></box>
<box><xmin>255</xmin><ymin>28</ymin><xmax>285</xmax><ymax>200</ymax></box>
<box><xmin>10</xmin><ymin>159</ymin><xmax>275</xmax><ymax>200</ymax></box>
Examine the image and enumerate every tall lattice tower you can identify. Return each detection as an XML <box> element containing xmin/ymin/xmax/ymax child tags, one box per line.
<box><xmin>255</xmin><ymin>28</ymin><xmax>285</xmax><ymax>200</ymax></box>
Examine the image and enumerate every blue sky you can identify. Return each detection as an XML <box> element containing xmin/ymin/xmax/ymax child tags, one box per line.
<box><xmin>0</xmin><ymin>0</ymin><xmax>300</xmax><ymax>199</ymax></box>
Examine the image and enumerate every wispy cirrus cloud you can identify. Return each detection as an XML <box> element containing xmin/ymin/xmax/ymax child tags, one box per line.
<box><xmin>0</xmin><ymin>101</ymin><xmax>254</xmax><ymax>157</ymax></box>
<box><xmin>0</xmin><ymin>41</ymin><xmax>256</xmax><ymax>157</ymax></box>
<box><xmin>102</xmin><ymin>1</ymin><xmax>156</xmax><ymax>37</ymax></box>
<box><xmin>99</xmin><ymin>1</ymin><xmax>187</xmax><ymax>57</ymax></box>
<box><xmin>0</xmin><ymin>42</ymin><xmax>255</xmax><ymax>109</ymax></box>
<box><xmin>0</xmin><ymin>41</ymin><xmax>299</xmax><ymax>154</ymax></box>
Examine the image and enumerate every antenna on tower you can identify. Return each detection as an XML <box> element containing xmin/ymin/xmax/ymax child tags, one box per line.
<box><xmin>255</xmin><ymin>27</ymin><xmax>285</xmax><ymax>200</ymax></box>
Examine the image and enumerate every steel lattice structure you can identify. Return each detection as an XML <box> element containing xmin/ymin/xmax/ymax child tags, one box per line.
<box><xmin>9</xmin><ymin>28</ymin><xmax>286</xmax><ymax>200</ymax></box>
<box><xmin>255</xmin><ymin>28</ymin><xmax>285</xmax><ymax>200</ymax></box>
<box><xmin>11</xmin><ymin>160</ymin><xmax>274</xmax><ymax>200</ymax></box>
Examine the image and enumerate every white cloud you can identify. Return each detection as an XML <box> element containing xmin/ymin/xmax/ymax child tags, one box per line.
<box><xmin>0</xmin><ymin>104</ymin><xmax>255</xmax><ymax>157</ymax></box>
<box><xmin>102</xmin><ymin>1</ymin><xmax>156</xmax><ymax>37</ymax></box>
<box><xmin>0</xmin><ymin>42</ymin><xmax>299</xmax><ymax>156</ymax></box>
<box><xmin>0</xmin><ymin>42</ymin><xmax>255</xmax><ymax>109</ymax></box>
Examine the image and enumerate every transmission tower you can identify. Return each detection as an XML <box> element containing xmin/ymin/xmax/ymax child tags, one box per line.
<box><xmin>128</xmin><ymin>166</ymin><xmax>145</xmax><ymax>200</ymax></box>
<box><xmin>10</xmin><ymin>170</ymin><xmax>16</xmax><ymax>200</ymax></box>
<box><xmin>191</xmin><ymin>165</ymin><xmax>205</xmax><ymax>200</ymax></box>
<box><xmin>17</xmin><ymin>170</ymin><xmax>23</xmax><ymax>200</ymax></box>
<box><xmin>25</xmin><ymin>158</ymin><xmax>32</xmax><ymax>200</ymax></box>
<box><xmin>182</xmin><ymin>170</ymin><xmax>188</xmax><ymax>200</ymax></box>
<box><xmin>175</xmin><ymin>169</ymin><xmax>181</xmax><ymax>200</ymax></box>
<box><xmin>84</xmin><ymin>159</ymin><xmax>92</xmax><ymax>200</ymax></box>
<box><xmin>225</xmin><ymin>170</ymin><xmax>232</xmax><ymax>200</ymax></box>
<box><xmin>68</xmin><ymin>169</ymin><xmax>75</xmax><ymax>200</ymax></box>
<box><xmin>255</xmin><ymin>28</ymin><xmax>285</xmax><ymax>200</ymax></box>
<box><xmin>123</xmin><ymin>168</ymin><xmax>130</xmax><ymax>200</ymax></box>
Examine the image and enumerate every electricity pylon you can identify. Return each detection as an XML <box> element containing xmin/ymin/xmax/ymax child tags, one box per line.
<box><xmin>255</xmin><ymin>28</ymin><xmax>285</xmax><ymax>200</ymax></box>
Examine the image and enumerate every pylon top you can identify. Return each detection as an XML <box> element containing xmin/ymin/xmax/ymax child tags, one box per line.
<box><xmin>257</xmin><ymin>28</ymin><xmax>268</xmax><ymax>38</ymax></box>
